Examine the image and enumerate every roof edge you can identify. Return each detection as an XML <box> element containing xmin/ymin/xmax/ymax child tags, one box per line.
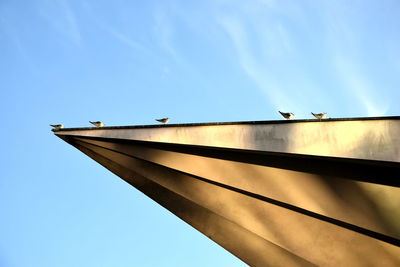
<box><xmin>52</xmin><ymin>115</ymin><xmax>400</xmax><ymax>132</ymax></box>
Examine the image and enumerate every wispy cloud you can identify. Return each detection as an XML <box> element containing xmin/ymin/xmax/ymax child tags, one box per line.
<box><xmin>99</xmin><ymin>22</ymin><xmax>146</xmax><ymax>52</ymax></box>
<box><xmin>37</xmin><ymin>0</ymin><xmax>82</xmax><ymax>46</ymax></box>
<box><xmin>151</xmin><ymin>3</ymin><xmax>210</xmax><ymax>81</ymax></box>
<box><xmin>153</xmin><ymin>5</ymin><xmax>178</xmax><ymax>59</ymax></box>
<box><xmin>0</xmin><ymin>16</ymin><xmax>23</xmax><ymax>53</ymax></box>
<box><xmin>214</xmin><ymin>0</ymin><xmax>396</xmax><ymax>117</ymax></box>
<box><xmin>0</xmin><ymin>16</ymin><xmax>37</xmax><ymax>74</ymax></box>
<box><xmin>321</xmin><ymin>1</ymin><xmax>389</xmax><ymax>116</ymax></box>
<box><xmin>334</xmin><ymin>55</ymin><xmax>389</xmax><ymax>116</ymax></box>
<box><xmin>149</xmin><ymin>0</ymin><xmax>321</xmax><ymax>113</ymax></box>
<box><xmin>219</xmin><ymin>16</ymin><xmax>297</xmax><ymax>111</ymax></box>
<box><xmin>80</xmin><ymin>0</ymin><xmax>160</xmax><ymax>64</ymax></box>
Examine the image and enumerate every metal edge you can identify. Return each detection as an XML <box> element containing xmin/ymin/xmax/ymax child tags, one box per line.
<box><xmin>52</xmin><ymin>116</ymin><xmax>400</xmax><ymax>132</ymax></box>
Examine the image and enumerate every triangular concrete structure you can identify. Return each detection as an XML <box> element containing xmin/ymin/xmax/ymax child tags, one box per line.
<box><xmin>54</xmin><ymin>117</ymin><xmax>400</xmax><ymax>266</ymax></box>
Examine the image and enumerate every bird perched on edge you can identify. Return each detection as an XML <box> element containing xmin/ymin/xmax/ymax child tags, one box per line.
<box><xmin>311</xmin><ymin>112</ymin><xmax>327</xmax><ymax>120</ymax></box>
<box><xmin>155</xmin><ymin>118</ymin><xmax>169</xmax><ymax>124</ymax></box>
<box><xmin>50</xmin><ymin>124</ymin><xmax>64</xmax><ymax>130</ymax></box>
<box><xmin>278</xmin><ymin>111</ymin><xmax>295</xmax><ymax>120</ymax></box>
<box><xmin>89</xmin><ymin>121</ymin><xmax>104</xmax><ymax>127</ymax></box>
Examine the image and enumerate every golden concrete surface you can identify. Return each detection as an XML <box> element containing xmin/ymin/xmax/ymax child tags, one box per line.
<box><xmin>73</xmin><ymin>137</ymin><xmax>400</xmax><ymax>239</ymax></box>
<box><xmin>54</xmin><ymin>117</ymin><xmax>400</xmax><ymax>266</ymax></box>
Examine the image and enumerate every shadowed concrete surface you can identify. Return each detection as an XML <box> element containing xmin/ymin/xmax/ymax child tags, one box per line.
<box><xmin>54</xmin><ymin>117</ymin><xmax>400</xmax><ymax>266</ymax></box>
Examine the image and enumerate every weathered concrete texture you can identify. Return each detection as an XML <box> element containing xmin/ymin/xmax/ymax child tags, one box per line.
<box><xmin>55</xmin><ymin>117</ymin><xmax>400</xmax><ymax>266</ymax></box>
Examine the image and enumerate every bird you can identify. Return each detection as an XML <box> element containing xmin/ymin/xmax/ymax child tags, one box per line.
<box><xmin>89</xmin><ymin>121</ymin><xmax>104</xmax><ymax>127</ymax></box>
<box><xmin>311</xmin><ymin>112</ymin><xmax>327</xmax><ymax>120</ymax></box>
<box><xmin>155</xmin><ymin>118</ymin><xmax>169</xmax><ymax>124</ymax></box>
<box><xmin>278</xmin><ymin>111</ymin><xmax>295</xmax><ymax>120</ymax></box>
<box><xmin>50</xmin><ymin>124</ymin><xmax>64</xmax><ymax>130</ymax></box>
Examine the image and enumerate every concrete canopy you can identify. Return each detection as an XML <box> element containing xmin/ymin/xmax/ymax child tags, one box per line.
<box><xmin>54</xmin><ymin>117</ymin><xmax>400</xmax><ymax>266</ymax></box>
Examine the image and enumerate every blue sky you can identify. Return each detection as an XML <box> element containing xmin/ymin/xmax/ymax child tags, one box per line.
<box><xmin>1</xmin><ymin>0</ymin><xmax>399</xmax><ymax>266</ymax></box>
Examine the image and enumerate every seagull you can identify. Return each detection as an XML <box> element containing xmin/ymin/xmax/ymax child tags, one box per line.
<box><xmin>278</xmin><ymin>111</ymin><xmax>295</xmax><ymax>120</ymax></box>
<box><xmin>89</xmin><ymin>121</ymin><xmax>104</xmax><ymax>127</ymax></box>
<box><xmin>50</xmin><ymin>124</ymin><xmax>64</xmax><ymax>130</ymax></box>
<box><xmin>311</xmin><ymin>112</ymin><xmax>327</xmax><ymax>120</ymax></box>
<box><xmin>155</xmin><ymin>118</ymin><xmax>169</xmax><ymax>124</ymax></box>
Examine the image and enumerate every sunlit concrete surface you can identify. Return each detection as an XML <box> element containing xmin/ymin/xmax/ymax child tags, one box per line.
<box><xmin>56</xmin><ymin>116</ymin><xmax>400</xmax><ymax>162</ymax></box>
<box><xmin>54</xmin><ymin>116</ymin><xmax>400</xmax><ymax>266</ymax></box>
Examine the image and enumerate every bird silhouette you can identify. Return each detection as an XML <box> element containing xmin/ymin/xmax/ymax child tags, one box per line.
<box><xmin>311</xmin><ymin>112</ymin><xmax>327</xmax><ymax>120</ymax></box>
<box><xmin>278</xmin><ymin>111</ymin><xmax>295</xmax><ymax>120</ymax></box>
<box><xmin>50</xmin><ymin>124</ymin><xmax>64</xmax><ymax>130</ymax></box>
<box><xmin>89</xmin><ymin>121</ymin><xmax>104</xmax><ymax>127</ymax></box>
<box><xmin>155</xmin><ymin>118</ymin><xmax>169</xmax><ymax>124</ymax></box>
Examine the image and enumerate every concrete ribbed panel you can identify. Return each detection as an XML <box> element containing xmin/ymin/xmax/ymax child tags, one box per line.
<box><xmin>54</xmin><ymin>117</ymin><xmax>400</xmax><ymax>266</ymax></box>
<box><xmin>71</xmin><ymin>137</ymin><xmax>400</xmax><ymax>239</ymax></box>
<box><xmin>70</xmin><ymin>141</ymin><xmax>315</xmax><ymax>267</ymax></box>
